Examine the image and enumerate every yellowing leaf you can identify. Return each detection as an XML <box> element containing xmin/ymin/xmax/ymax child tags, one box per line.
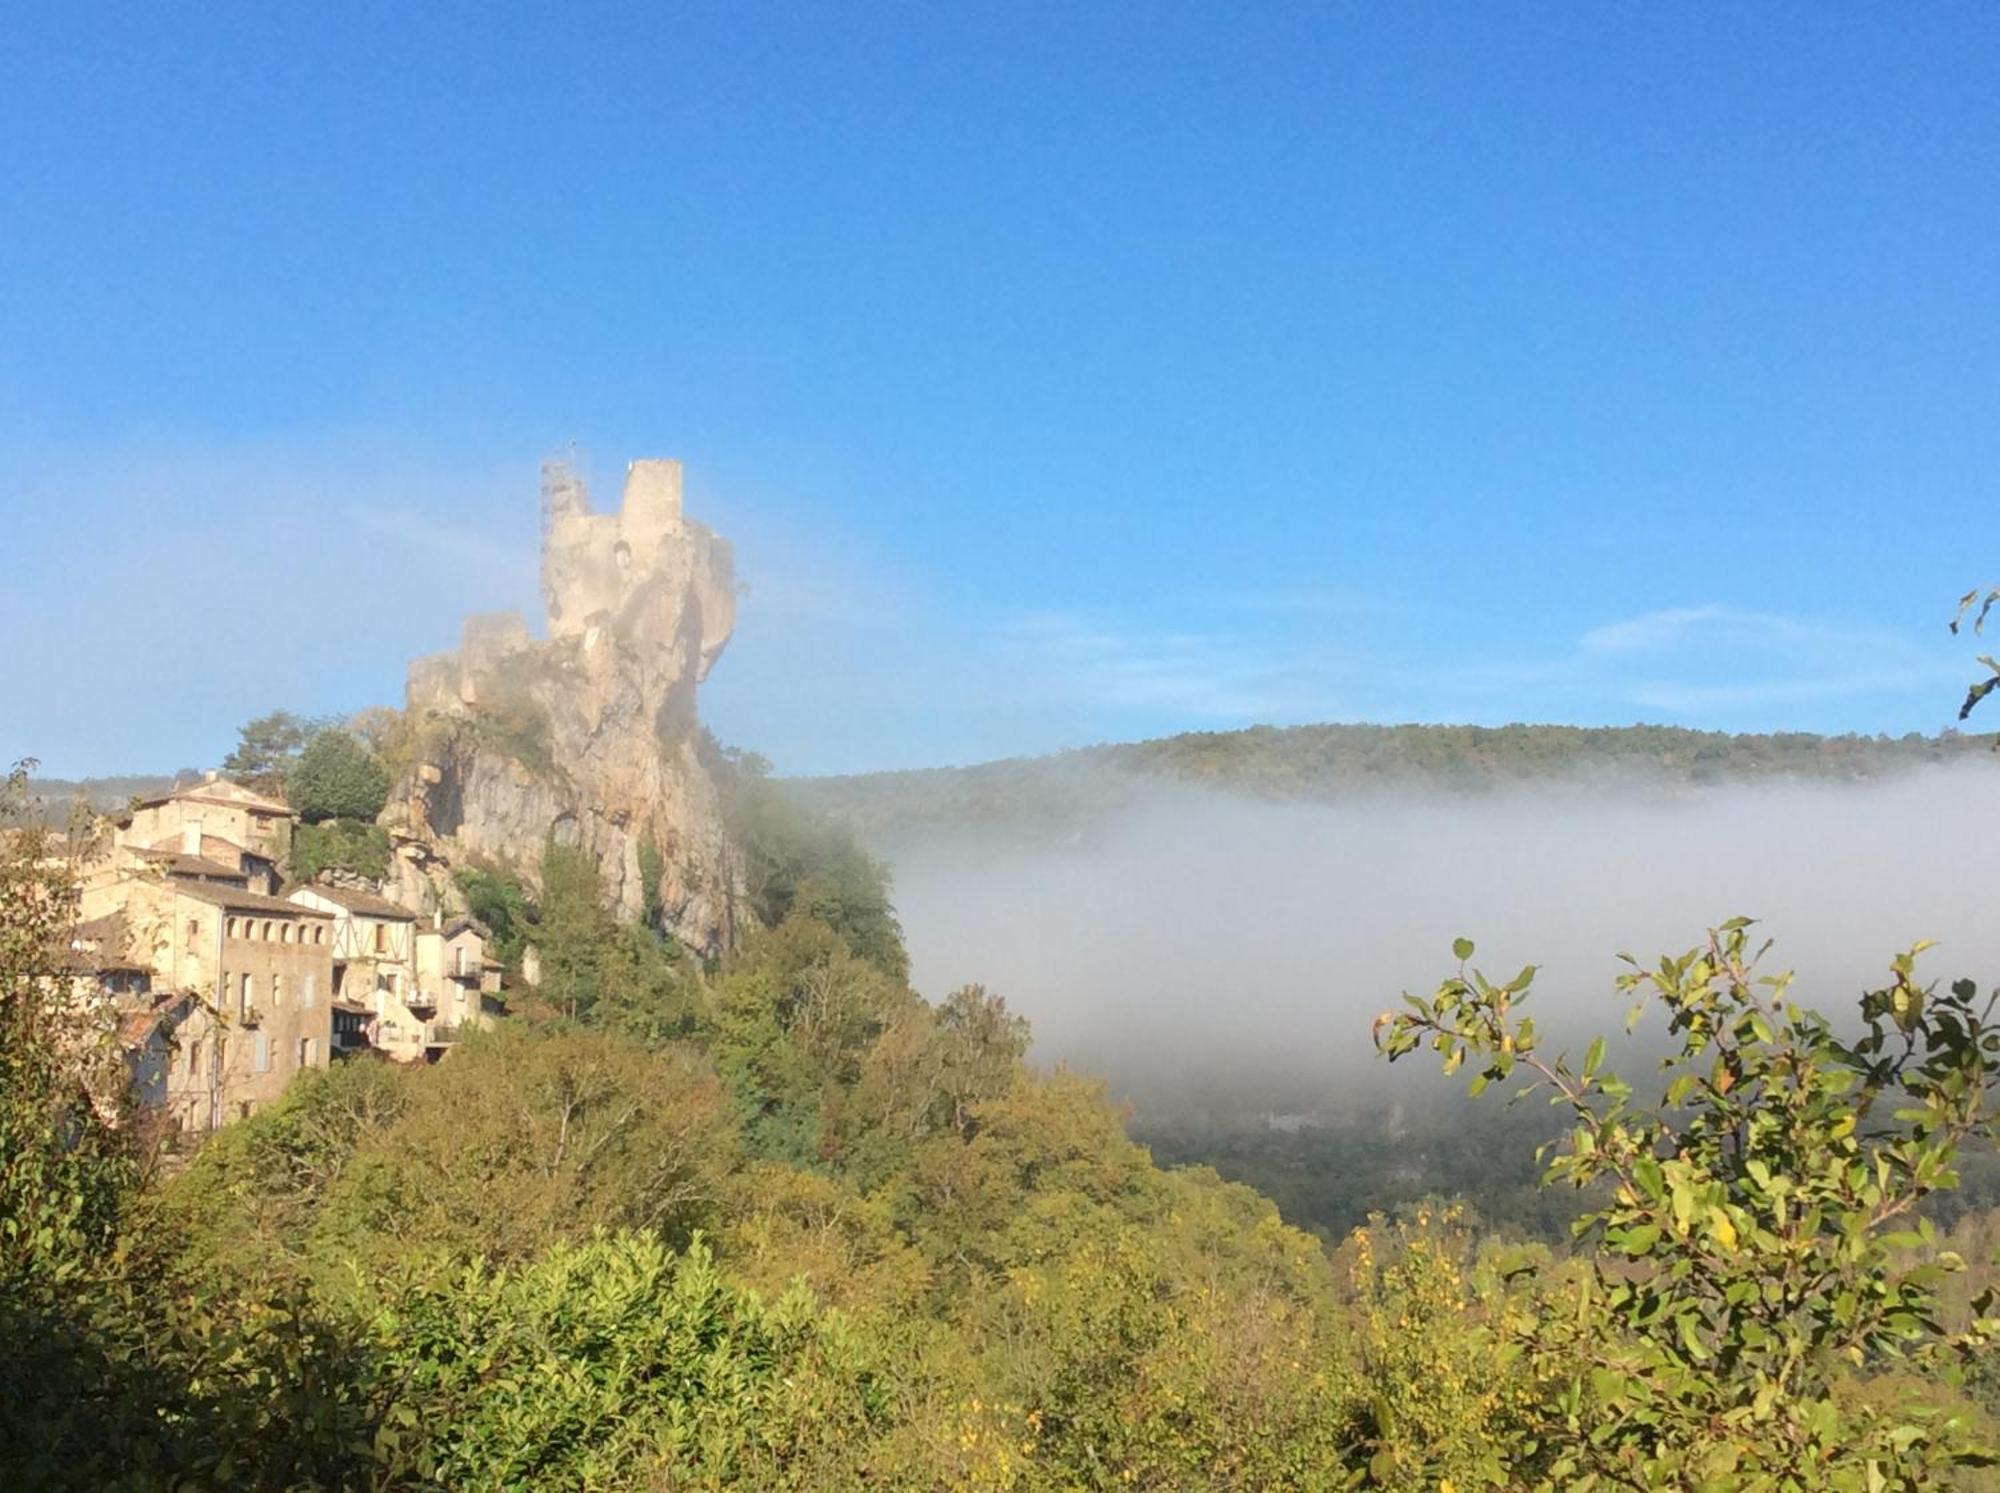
<box><xmin>1710</xmin><ymin>1209</ymin><xmax>1738</xmax><ymax>1250</ymax></box>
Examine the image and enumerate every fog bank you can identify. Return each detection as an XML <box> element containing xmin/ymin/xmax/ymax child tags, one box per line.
<box><xmin>883</xmin><ymin>768</ymin><xmax>2000</xmax><ymax>1117</ymax></box>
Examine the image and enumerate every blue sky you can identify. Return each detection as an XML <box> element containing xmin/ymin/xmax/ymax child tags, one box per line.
<box><xmin>3</xmin><ymin>2</ymin><xmax>1996</xmax><ymax>777</ymax></box>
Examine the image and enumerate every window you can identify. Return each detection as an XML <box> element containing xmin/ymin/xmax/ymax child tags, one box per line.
<box><xmin>187</xmin><ymin>1039</ymin><xmax>202</xmax><ymax>1077</ymax></box>
<box><xmin>455</xmin><ymin>945</ymin><xmax>469</xmax><ymax>976</ymax></box>
<box><xmin>373</xmin><ymin>922</ymin><xmax>387</xmax><ymax>955</ymax></box>
<box><xmin>280</xmin><ymin>923</ymin><xmax>292</xmax><ymax>944</ymax></box>
<box><xmin>271</xmin><ymin>973</ymin><xmax>284</xmax><ymax>1008</ymax></box>
<box><xmin>296</xmin><ymin>1037</ymin><xmax>317</xmax><ymax>1068</ymax></box>
<box><xmin>227</xmin><ymin>917</ymin><xmax>240</xmax><ymax>939</ymax></box>
<box><xmin>253</xmin><ymin>1032</ymin><xmax>270</xmax><ymax>1073</ymax></box>
<box><xmin>239</xmin><ymin>972</ymin><xmax>253</xmax><ymax>1019</ymax></box>
<box><xmin>262</xmin><ymin>920</ymin><xmax>275</xmax><ymax>942</ymax></box>
<box><xmin>301</xmin><ymin>971</ymin><xmax>317</xmax><ymax>1009</ymax></box>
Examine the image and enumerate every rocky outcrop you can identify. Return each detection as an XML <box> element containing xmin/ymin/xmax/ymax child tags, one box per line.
<box><xmin>389</xmin><ymin>457</ymin><xmax>742</xmax><ymax>953</ymax></box>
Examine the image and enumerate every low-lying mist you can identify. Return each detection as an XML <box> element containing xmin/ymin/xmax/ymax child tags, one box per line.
<box><xmin>881</xmin><ymin>766</ymin><xmax>2000</xmax><ymax>1123</ymax></box>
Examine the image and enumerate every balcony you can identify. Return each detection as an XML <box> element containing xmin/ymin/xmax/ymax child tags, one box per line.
<box><xmin>404</xmin><ymin>989</ymin><xmax>437</xmax><ymax>1015</ymax></box>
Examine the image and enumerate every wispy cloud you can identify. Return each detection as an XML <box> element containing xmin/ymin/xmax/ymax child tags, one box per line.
<box><xmin>992</xmin><ymin>609</ymin><xmax>1347</xmax><ymax>721</ymax></box>
<box><xmin>1462</xmin><ymin>605</ymin><xmax>1950</xmax><ymax>719</ymax></box>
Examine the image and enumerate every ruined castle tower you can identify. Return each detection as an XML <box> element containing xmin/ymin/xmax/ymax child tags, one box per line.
<box><xmin>395</xmin><ymin>456</ymin><xmax>742</xmax><ymax>953</ymax></box>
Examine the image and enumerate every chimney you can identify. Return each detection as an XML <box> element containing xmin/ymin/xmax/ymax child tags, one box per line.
<box><xmin>182</xmin><ymin>821</ymin><xmax>202</xmax><ymax>856</ymax></box>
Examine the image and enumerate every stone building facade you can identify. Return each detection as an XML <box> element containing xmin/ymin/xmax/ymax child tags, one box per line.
<box><xmin>414</xmin><ymin>917</ymin><xmax>502</xmax><ymax>1046</ymax></box>
<box><xmin>120</xmin><ymin>776</ymin><xmax>291</xmax><ymax>888</ymax></box>
<box><xmin>77</xmin><ymin>765</ymin><xmax>508</xmax><ymax>1133</ymax></box>
<box><xmin>80</xmin><ymin>873</ymin><xmax>335</xmax><ymax>1133</ymax></box>
<box><xmin>287</xmin><ymin>885</ymin><xmax>495</xmax><ymax>1062</ymax></box>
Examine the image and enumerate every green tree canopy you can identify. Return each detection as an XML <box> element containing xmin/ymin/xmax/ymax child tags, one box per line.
<box><xmin>286</xmin><ymin>728</ymin><xmax>390</xmax><ymax>825</ymax></box>
<box><xmin>219</xmin><ymin>710</ymin><xmax>332</xmax><ymax>794</ymax></box>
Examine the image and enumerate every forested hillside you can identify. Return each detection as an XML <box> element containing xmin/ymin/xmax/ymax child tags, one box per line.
<box><xmin>784</xmin><ymin>722</ymin><xmax>1990</xmax><ymax>846</ymax></box>
<box><xmin>21</xmin><ymin>773</ymin><xmax>179</xmax><ymax>824</ymax></box>
<box><xmin>7</xmin><ymin>752</ymin><xmax>2000</xmax><ymax>1488</ymax></box>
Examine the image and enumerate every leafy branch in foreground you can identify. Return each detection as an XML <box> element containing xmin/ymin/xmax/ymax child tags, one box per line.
<box><xmin>1375</xmin><ymin>920</ymin><xmax>2000</xmax><ymax>1490</ymax></box>
<box><xmin>1950</xmin><ymin>587</ymin><xmax>2000</xmax><ymax>721</ymax></box>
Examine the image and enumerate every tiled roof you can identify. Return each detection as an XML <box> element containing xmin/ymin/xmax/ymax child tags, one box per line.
<box><xmin>144</xmin><ymin>831</ymin><xmax>250</xmax><ymax>865</ymax></box>
<box><xmin>119</xmin><ymin>993</ymin><xmax>193</xmax><ymax>1048</ymax></box>
<box><xmin>139</xmin><ymin>849</ymin><xmax>249</xmax><ymax>882</ymax></box>
<box><xmin>289</xmin><ymin>883</ymin><xmax>418</xmax><ymax>921</ymax></box>
<box><xmin>131</xmin><ymin>778</ymin><xmax>292</xmax><ymax>817</ymax></box>
<box><xmin>73</xmin><ymin>913</ymin><xmax>123</xmax><ymax>945</ymax></box>
<box><xmin>170</xmin><ymin>881</ymin><xmax>334</xmax><ymax>917</ymax></box>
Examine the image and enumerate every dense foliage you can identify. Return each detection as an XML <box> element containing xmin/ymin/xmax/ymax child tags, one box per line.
<box><xmin>287</xmin><ymin>728</ymin><xmax>391</xmax><ymax>825</ymax></box>
<box><xmin>6</xmin><ymin>740</ymin><xmax>2000</xmax><ymax>1489</ymax></box>
<box><xmin>0</xmin><ymin>766</ymin><xmax>135</xmax><ymax>1284</ymax></box>
<box><xmin>706</xmin><ymin>734</ymin><xmax>908</xmax><ymax>979</ymax></box>
<box><xmin>456</xmin><ymin>863</ymin><xmax>534</xmax><ymax>968</ymax></box>
<box><xmin>290</xmin><ymin>818</ymin><xmax>391</xmax><ymax>883</ymax></box>
<box><xmin>219</xmin><ymin>709</ymin><xmax>335</xmax><ymax>795</ymax></box>
<box><xmin>1379</xmin><ymin>927</ymin><xmax>2000</xmax><ymax>1487</ymax></box>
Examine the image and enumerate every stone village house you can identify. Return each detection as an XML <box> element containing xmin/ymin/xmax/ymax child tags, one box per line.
<box><xmin>75</xmin><ymin>775</ymin><xmax>500</xmax><ymax>1139</ymax></box>
<box><xmin>286</xmin><ymin>887</ymin><xmax>500</xmax><ymax>1064</ymax></box>
<box><xmin>79</xmin><ymin>872</ymin><xmax>336</xmax><ymax>1134</ymax></box>
<box><xmin>118</xmin><ymin>776</ymin><xmax>290</xmax><ymax>894</ymax></box>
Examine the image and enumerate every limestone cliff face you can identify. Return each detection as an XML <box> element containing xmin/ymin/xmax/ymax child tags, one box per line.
<box><xmin>390</xmin><ymin>457</ymin><xmax>742</xmax><ymax>954</ymax></box>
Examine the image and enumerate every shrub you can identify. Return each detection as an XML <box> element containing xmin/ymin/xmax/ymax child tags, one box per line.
<box><xmin>464</xmin><ymin>684</ymin><xmax>556</xmax><ymax>777</ymax></box>
<box><xmin>290</xmin><ymin>819</ymin><xmax>390</xmax><ymax>882</ymax></box>
<box><xmin>456</xmin><ymin>865</ymin><xmax>533</xmax><ymax>968</ymax></box>
<box><xmin>1378</xmin><ymin>923</ymin><xmax>2000</xmax><ymax>1487</ymax></box>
